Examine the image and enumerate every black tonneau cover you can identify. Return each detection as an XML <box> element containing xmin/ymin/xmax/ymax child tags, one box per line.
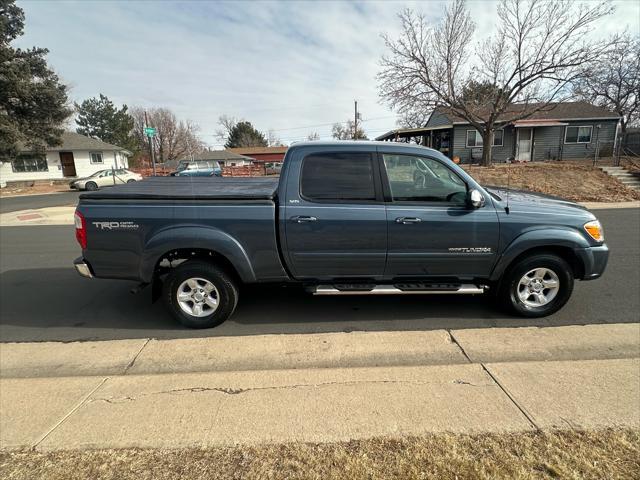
<box><xmin>79</xmin><ymin>176</ymin><xmax>279</xmax><ymax>201</ymax></box>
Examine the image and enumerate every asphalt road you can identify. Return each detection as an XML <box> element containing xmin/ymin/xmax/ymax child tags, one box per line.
<box><xmin>0</xmin><ymin>191</ymin><xmax>80</xmax><ymax>213</ymax></box>
<box><xmin>1</xmin><ymin>209</ymin><xmax>638</xmax><ymax>342</ymax></box>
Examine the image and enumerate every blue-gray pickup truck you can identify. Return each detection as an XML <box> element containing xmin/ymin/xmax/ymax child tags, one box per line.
<box><xmin>73</xmin><ymin>141</ymin><xmax>609</xmax><ymax>328</ymax></box>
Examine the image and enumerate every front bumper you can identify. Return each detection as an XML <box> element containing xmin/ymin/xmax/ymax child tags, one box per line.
<box><xmin>74</xmin><ymin>257</ymin><xmax>93</xmax><ymax>278</ymax></box>
<box><xmin>576</xmin><ymin>244</ymin><xmax>609</xmax><ymax>280</ymax></box>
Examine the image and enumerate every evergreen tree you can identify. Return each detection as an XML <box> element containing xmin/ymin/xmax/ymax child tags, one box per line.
<box><xmin>224</xmin><ymin>121</ymin><xmax>268</xmax><ymax>148</ymax></box>
<box><xmin>75</xmin><ymin>94</ymin><xmax>136</xmax><ymax>151</ymax></box>
<box><xmin>0</xmin><ymin>0</ymin><xmax>72</xmax><ymax>160</ymax></box>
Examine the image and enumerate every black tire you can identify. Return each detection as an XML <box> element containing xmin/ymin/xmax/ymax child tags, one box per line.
<box><xmin>498</xmin><ymin>253</ymin><xmax>574</xmax><ymax>318</ymax></box>
<box><xmin>163</xmin><ymin>260</ymin><xmax>239</xmax><ymax>329</ymax></box>
<box><xmin>85</xmin><ymin>181</ymin><xmax>98</xmax><ymax>191</ymax></box>
<box><xmin>127</xmin><ymin>179</ymin><xmax>136</xmax><ymax>183</ymax></box>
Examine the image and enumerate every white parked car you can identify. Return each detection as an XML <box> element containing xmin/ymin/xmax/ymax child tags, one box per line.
<box><xmin>69</xmin><ymin>169</ymin><xmax>143</xmax><ymax>191</ymax></box>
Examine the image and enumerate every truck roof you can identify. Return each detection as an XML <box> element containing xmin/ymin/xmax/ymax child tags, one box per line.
<box><xmin>79</xmin><ymin>176</ymin><xmax>279</xmax><ymax>201</ymax></box>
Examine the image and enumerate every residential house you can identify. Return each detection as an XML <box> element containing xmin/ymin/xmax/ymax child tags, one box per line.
<box><xmin>376</xmin><ymin>102</ymin><xmax>620</xmax><ymax>163</ymax></box>
<box><xmin>169</xmin><ymin>151</ymin><xmax>255</xmax><ymax>170</ymax></box>
<box><xmin>0</xmin><ymin>132</ymin><xmax>131</xmax><ymax>185</ymax></box>
<box><xmin>227</xmin><ymin>146</ymin><xmax>288</xmax><ymax>164</ymax></box>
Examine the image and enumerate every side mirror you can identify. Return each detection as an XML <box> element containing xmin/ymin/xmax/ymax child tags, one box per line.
<box><xmin>467</xmin><ymin>189</ymin><xmax>485</xmax><ymax>209</ymax></box>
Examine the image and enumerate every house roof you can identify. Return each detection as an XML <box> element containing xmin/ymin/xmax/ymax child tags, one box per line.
<box><xmin>179</xmin><ymin>151</ymin><xmax>255</xmax><ymax>162</ymax></box>
<box><xmin>42</xmin><ymin>132</ymin><xmax>131</xmax><ymax>153</ymax></box>
<box><xmin>227</xmin><ymin>146</ymin><xmax>288</xmax><ymax>155</ymax></box>
<box><xmin>433</xmin><ymin>101</ymin><xmax>619</xmax><ymax>124</ymax></box>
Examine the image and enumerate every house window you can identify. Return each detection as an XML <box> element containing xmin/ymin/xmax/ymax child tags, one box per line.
<box><xmin>565</xmin><ymin>126</ymin><xmax>592</xmax><ymax>144</ymax></box>
<box><xmin>11</xmin><ymin>155</ymin><xmax>48</xmax><ymax>172</ymax></box>
<box><xmin>493</xmin><ymin>129</ymin><xmax>504</xmax><ymax>147</ymax></box>
<box><xmin>466</xmin><ymin>130</ymin><xmax>503</xmax><ymax>147</ymax></box>
<box><xmin>90</xmin><ymin>152</ymin><xmax>104</xmax><ymax>164</ymax></box>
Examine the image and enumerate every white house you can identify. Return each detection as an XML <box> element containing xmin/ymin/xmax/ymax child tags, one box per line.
<box><xmin>0</xmin><ymin>132</ymin><xmax>131</xmax><ymax>185</ymax></box>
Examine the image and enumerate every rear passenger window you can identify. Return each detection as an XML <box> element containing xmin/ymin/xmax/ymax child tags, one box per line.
<box><xmin>300</xmin><ymin>153</ymin><xmax>376</xmax><ymax>202</ymax></box>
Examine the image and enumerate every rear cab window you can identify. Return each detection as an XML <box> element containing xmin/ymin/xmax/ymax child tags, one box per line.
<box><xmin>300</xmin><ymin>152</ymin><xmax>379</xmax><ymax>202</ymax></box>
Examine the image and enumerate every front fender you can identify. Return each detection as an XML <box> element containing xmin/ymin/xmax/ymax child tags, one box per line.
<box><xmin>139</xmin><ymin>225</ymin><xmax>256</xmax><ymax>283</ymax></box>
<box><xmin>490</xmin><ymin>227</ymin><xmax>590</xmax><ymax>281</ymax></box>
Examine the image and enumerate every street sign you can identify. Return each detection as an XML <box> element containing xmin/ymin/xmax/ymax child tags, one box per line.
<box><xmin>144</xmin><ymin>127</ymin><xmax>157</xmax><ymax>137</ymax></box>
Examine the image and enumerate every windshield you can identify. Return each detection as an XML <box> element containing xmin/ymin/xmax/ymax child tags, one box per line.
<box><xmin>176</xmin><ymin>161</ymin><xmax>190</xmax><ymax>171</ymax></box>
<box><xmin>89</xmin><ymin>170</ymin><xmax>106</xmax><ymax>177</ymax></box>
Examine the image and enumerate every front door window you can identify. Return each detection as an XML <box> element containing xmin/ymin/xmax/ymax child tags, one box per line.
<box><xmin>382</xmin><ymin>155</ymin><xmax>467</xmax><ymax>204</ymax></box>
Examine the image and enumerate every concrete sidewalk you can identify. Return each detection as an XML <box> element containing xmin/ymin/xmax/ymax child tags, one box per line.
<box><xmin>0</xmin><ymin>206</ymin><xmax>74</xmax><ymax>226</ymax></box>
<box><xmin>1</xmin><ymin>323</ymin><xmax>639</xmax><ymax>451</ymax></box>
<box><xmin>1</xmin><ymin>358</ymin><xmax>638</xmax><ymax>450</ymax></box>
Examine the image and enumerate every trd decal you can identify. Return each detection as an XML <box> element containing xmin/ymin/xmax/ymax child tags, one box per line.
<box><xmin>92</xmin><ymin>221</ymin><xmax>139</xmax><ymax>231</ymax></box>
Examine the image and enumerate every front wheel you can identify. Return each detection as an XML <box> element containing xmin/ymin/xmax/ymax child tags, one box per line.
<box><xmin>163</xmin><ymin>260</ymin><xmax>238</xmax><ymax>328</ymax></box>
<box><xmin>85</xmin><ymin>181</ymin><xmax>98</xmax><ymax>191</ymax></box>
<box><xmin>126</xmin><ymin>179</ymin><xmax>136</xmax><ymax>183</ymax></box>
<box><xmin>498</xmin><ymin>253</ymin><xmax>574</xmax><ymax>317</ymax></box>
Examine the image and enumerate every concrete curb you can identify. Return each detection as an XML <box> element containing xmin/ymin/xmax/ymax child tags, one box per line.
<box><xmin>580</xmin><ymin>201</ymin><xmax>640</xmax><ymax>210</ymax></box>
<box><xmin>0</xmin><ymin>191</ymin><xmax>70</xmax><ymax>199</ymax></box>
<box><xmin>1</xmin><ymin>323</ymin><xmax>638</xmax><ymax>379</ymax></box>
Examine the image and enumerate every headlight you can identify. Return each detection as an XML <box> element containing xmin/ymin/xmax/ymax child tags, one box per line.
<box><xmin>584</xmin><ymin>220</ymin><xmax>604</xmax><ymax>242</ymax></box>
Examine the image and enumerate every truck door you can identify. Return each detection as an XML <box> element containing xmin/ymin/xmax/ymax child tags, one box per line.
<box><xmin>283</xmin><ymin>151</ymin><xmax>387</xmax><ymax>280</ymax></box>
<box><xmin>380</xmin><ymin>153</ymin><xmax>499</xmax><ymax>279</ymax></box>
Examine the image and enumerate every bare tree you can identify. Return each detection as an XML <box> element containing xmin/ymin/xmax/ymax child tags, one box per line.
<box><xmin>131</xmin><ymin>107</ymin><xmax>203</xmax><ymax>164</ymax></box>
<box><xmin>397</xmin><ymin>107</ymin><xmax>431</xmax><ymax>130</ymax></box>
<box><xmin>267</xmin><ymin>129</ymin><xmax>285</xmax><ymax>147</ymax></box>
<box><xmin>332</xmin><ymin>120</ymin><xmax>368</xmax><ymax>140</ymax></box>
<box><xmin>573</xmin><ymin>32</ymin><xmax>640</xmax><ymax>134</ymax></box>
<box><xmin>215</xmin><ymin>115</ymin><xmax>238</xmax><ymax>144</ymax></box>
<box><xmin>378</xmin><ymin>0</ymin><xmax>614</xmax><ymax>165</ymax></box>
<box><xmin>307</xmin><ymin>132</ymin><xmax>320</xmax><ymax>141</ymax></box>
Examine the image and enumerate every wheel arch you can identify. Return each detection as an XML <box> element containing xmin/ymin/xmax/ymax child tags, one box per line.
<box><xmin>491</xmin><ymin>229</ymin><xmax>589</xmax><ymax>282</ymax></box>
<box><xmin>140</xmin><ymin>226</ymin><xmax>256</xmax><ymax>284</ymax></box>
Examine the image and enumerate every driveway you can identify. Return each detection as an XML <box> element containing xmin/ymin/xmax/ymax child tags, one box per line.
<box><xmin>0</xmin><ymin>191</ymin><xmax>80</xmax><ymax>213</ymax></box>
<box><xmin>0</xmin><ymin>208</ymin><xmax>638</xmax><ymax>342</ymax></box>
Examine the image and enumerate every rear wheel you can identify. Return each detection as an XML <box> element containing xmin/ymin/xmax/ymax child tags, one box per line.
<box><xmin>163</xmin><ymin>260</ymin><xmax>238</xmax><ymax>328</ymax></box>
<box><xmin>498</xmin><ymin>253</ymin><xmax>574</xmax><ymax>317</ymax></box>
<box><xmin>85</xmin><ymin>181</ymin><xmax>98</xmax><ymax>191</ymax></box>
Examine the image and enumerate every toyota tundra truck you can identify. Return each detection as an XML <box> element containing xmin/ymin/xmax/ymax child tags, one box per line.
<box><xmin>73</xmin><ymin>141</ymin><xmax>609</xmax><ymax>328</ymax></box>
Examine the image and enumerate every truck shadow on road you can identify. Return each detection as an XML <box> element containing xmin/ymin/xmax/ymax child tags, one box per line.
<box><xmin>1</xmin><ymin>267</ymin><xmax>634</xmax><ymax>343</ymax></box>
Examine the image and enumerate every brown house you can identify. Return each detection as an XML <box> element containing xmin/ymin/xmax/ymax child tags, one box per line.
<box><xmin>227</xmin><ymin>146</ymin><xmax>288</xmax><ymax>163</ymax></box>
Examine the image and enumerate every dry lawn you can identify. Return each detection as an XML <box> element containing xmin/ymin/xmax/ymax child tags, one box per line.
<box><xmin>1</xmin><ymin>429</ymin><xmax>638</xmax><ymax>480</ymax></box>
<box><xmin>464</xmin><ymin>162</ymin><xmax>640</xmax><ymax>202</ymax></box>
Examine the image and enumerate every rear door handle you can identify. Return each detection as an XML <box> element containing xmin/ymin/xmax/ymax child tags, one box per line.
<box><xmin>291</xmin><ymin>215</ymin><xmax>318</xmax><ymax>223</ymax></box>
<box><xmin>396</xmin><ymin>217</ymin><xmax>422</xmax><ymax>224</ymax></box>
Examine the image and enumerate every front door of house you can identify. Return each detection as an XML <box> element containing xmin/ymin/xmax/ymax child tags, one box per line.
<box><xmin>59</xmin><ymin>152</ymin><xmax>76</xmax><ymax>176</ymax></box>
<box><xmin>516</xmin><ymin>128</ymin><xmax>532</xmax><ymax>161</ymax></box>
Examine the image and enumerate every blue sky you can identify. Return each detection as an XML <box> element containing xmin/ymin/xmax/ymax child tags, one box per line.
<box><xmin>16</xmin><ymin>0</ymin><xmax>640</xmax><ymax>147</ymax></box>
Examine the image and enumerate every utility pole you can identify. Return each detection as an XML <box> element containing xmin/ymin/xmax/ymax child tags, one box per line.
<box><xmin>145</xmin><ymin>110</ymin><xmax>157</xmax><ymax>176</ymax></box>
<box><xmin>354</xmin><ymin>100</ymin><xmax>358</xmax><ymax>140</ymax></box>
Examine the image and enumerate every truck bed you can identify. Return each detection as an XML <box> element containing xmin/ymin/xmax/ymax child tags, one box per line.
<box><xmin>79</xmin><ymin>176</ymin><xmax>279</xmax><ymax>201</ymax></box>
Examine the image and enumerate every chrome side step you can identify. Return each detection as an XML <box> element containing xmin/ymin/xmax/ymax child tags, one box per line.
<box><xmin>312</xmin><ymin>284</ymin><xmax>485</xmax><ymax>296</ymax></box>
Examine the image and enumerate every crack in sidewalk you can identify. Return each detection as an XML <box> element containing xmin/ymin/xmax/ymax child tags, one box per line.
<box><xmin>447</xmin><ymin>330</ymin><xmax>473</xmax><ymax>363</ymax></box>
<box><xmin>480</xmin><ymin>363</ymin><xmax>540</xmax><ymax>431</ymax></box>
<box><xmin>89</xmin><ymin>377</ymin><xmax>489</xmax><ymax>404</ymax></box>
<box><xmin>122</xmin><ymin>338</ymin><xmax>150</xmax><ymax>375</ymax></box>
<box><xmin>32</xmin><ymin>377</ymin><xmax>110</xmax><ymax>449</ymax></box>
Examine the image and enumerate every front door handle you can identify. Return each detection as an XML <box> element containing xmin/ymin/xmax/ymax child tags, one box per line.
<box><xmin>291</xmin><ymin>215</ymin><xmax>318</xmax><ymax>223</ymax></box>
<box><xmin>396</xmin><ymin>217</ymin><xmax>422</xmax><ymax>224</ymax></box>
